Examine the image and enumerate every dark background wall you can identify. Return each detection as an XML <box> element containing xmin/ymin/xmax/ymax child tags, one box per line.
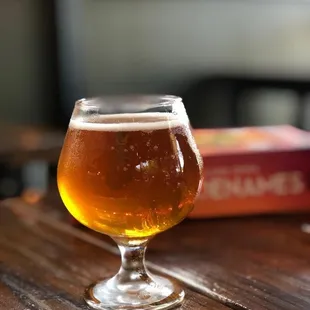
<box><xmin>1</xmin><ymin>0</ymin><xmax>310</xmax><ymax>127</ymax></box>
<box><xmin>0</xmin><ymin>0</ymin><xmax>57</xmax><ymax>125</ymax></box>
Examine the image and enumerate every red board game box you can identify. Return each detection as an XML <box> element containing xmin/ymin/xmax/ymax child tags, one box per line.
<box><xmin>190</xmin><ymin>125</ymin><xmax>310</xmax><ymax>218</ymax></box>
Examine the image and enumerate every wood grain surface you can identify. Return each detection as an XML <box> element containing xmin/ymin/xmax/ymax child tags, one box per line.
<box><xmin>35</xmin><ymin>191</ymin><xmax>310</xmax><ymax>310</ymax></box>
<box><xmin>0</xmin><ymin>200</ymin><xmax>228</xmax><ymax>310</ymax></box>
<box><xmin>2</xmin><ymin>193</ymin><xmax>310</xmax><ymax>309</ymax></box>
<box><xmin>149</xmin><ymin>217</ymin><xmax>310</xmax><ymax>310</ymax></box>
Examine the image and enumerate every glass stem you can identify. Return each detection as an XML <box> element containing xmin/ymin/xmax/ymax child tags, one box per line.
<box><xmin>115</xmin><ymin>240</ymin><xmax>150</xmax><ymax>284</ymax></box>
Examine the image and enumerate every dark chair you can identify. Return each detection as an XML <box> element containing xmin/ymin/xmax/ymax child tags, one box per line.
<box><xmin>182</xmin><ymin>76</ymin><xmax>310</xmax><ymax>129</ymax></box>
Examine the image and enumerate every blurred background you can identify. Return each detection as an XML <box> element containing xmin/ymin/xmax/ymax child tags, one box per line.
<box><xmin>1</xmin><ymin>0</ymin><xmax>310</xmax><ymax>199</ymax></box>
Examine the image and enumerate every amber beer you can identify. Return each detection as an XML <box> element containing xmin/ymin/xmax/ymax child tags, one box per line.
<box><xmin>58</xmin><ymin>113</ymin><xmax>202</xmax><ymax>238</ymax></box>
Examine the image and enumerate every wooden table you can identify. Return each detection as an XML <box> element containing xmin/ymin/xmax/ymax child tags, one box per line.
<box><xmin>0</xmin><ymin>124</ymin><xmax>64</xmax><ymax>164</ymax></box>
<box><xmin>0</xmin><ymin>124</ymin><xmax>64</xmax><ymax>198</ymax></box>
<box><xmin>1</xmin><ymin>192</ymin><xmax>310</xmax><ymax>310</ymax></box>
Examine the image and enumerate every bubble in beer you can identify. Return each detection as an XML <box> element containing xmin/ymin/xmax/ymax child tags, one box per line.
<box><xmin>59</xmin><ymin>112</ymin><xmax>203</xmax><ymax>238</ymax></box>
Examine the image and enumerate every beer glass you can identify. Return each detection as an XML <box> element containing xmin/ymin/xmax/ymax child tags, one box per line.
<box><xmin>57</xmin><ymin>95</ymin><xmax>203</xmax><ymax>309</ymax></box>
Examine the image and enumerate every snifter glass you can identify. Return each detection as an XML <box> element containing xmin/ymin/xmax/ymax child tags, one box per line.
<box><xmin>57</xmin><ymin>95</ymin><xmax>203</xmax><ymax>310</ymax></box>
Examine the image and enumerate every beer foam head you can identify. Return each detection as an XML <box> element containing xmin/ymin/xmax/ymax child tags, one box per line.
<box><xmin>69</xmin><ymin>113</ymin><xmax>187</xmax><ymax>132</ymax></box>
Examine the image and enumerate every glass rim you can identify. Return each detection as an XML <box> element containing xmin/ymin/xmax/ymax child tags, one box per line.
<box><xmin>75</xmin><ymin>95</ymin><xmax>183</xmax><ymax>108</ymax></box>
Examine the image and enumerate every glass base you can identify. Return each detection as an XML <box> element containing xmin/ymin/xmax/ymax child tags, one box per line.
<box><xmin>84</xmin><ymin>274</ymin><xmax>184</xmax><ymax>310</ymax></box>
